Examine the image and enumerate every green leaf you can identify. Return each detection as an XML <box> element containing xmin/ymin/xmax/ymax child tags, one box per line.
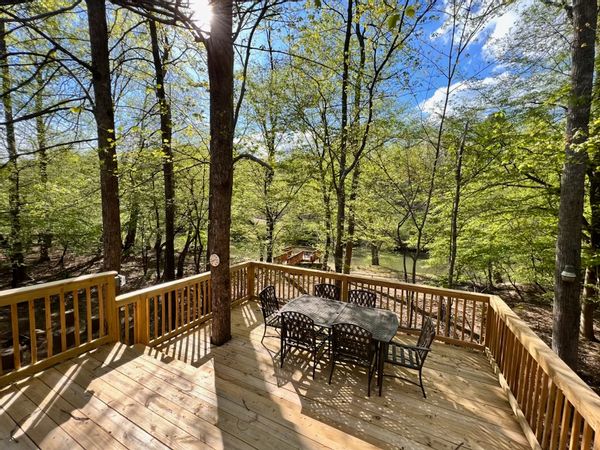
<box><xmin>388</xmin><ymin>13</ymin><xmax>399</xmax><ymax>29</ymax></box>
<box><xmin>406</xmin><ymin>5</ymin><xmax>416</xmax><ymax>18</ymax></box>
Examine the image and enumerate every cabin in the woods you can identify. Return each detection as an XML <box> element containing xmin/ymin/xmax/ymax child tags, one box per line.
<box><xmin>0</xmin><ymin>262</ymin><xmax>599</xmax><ymax>449</ymax></box>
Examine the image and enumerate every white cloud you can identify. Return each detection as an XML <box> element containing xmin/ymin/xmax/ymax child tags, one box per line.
<box><xmin>430</xmin><ymin>0</ymin><xmax>534</xmax><ymax>59</ymax></box>
<box><xmin>482</xmin><ymin>0</ymin><xmax>534</xmax><ymax>60</ymax></box>
<box><xmin>420</xmin><ymin>74</ymin><xmax>510</xmax><ymax>118</ymax></box>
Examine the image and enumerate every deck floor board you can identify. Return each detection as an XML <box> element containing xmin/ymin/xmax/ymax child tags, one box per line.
<box><xmin>0</xmin><ymin>300</ymin><xmax>530</xmax><ymax>449</ymax></box>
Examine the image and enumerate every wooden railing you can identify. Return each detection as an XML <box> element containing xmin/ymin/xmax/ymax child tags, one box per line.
<box><xmin>0</xmin><ymin>272</ymin><xmax>116</xmax><ymax>386</ymax></box>
<box><xmin>114</xmin><ymin>262</ymin><xmax>250</xmax><ymax>346</ymax></box>
<box><xmin>251</xmin><ymin>261</ymin><xmax>490</xmax><ymax>349</ymax></box>
<box><xmin>487</xmin><ymin>295</ymin><xmax>600</xmax><ymax>450</ymax></box>
<box><xmin>1</xmin><ymin>260</ymin><xmax>599</xmax><ymax>450</ymax></box>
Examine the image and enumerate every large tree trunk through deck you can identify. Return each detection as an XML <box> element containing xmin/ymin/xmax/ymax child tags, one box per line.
<box><xmin>149</xmin><ymin>20</ymin><xmax>176</xmax><ymax>281</ymax></box>
<box><xmin>85</xmin><ymin>0</ymin><xmax>121</xmax><ymax>272</ymax></box>
<box><xmin>206</xmin><ymin>0</ymin><xmax>234</xmax><ymax>346</ymax></box>
<box><xmin>553</xmin><ymin>0</ymin><xmax>597</xmax><ymax>369</ymax></box>
<box><xmin>0</xmin><ymin>20</ymin><xmax>26</xmax><ymax>287</ymax></box>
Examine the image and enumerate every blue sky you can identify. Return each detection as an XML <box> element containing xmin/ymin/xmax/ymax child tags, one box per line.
<box><xmin>417</xmin><ymin>0</ymin><xmax>534</xmax><ymax>117</ymax></box>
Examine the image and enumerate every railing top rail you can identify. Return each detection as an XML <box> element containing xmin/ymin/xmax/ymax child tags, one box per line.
<box><xmin>490</xmin><ymin>295</ymin><xmax>600</xmax><ymax>432</ymax></box>
<box><xmin>116</xmin><ymin>261</ymin><xmax>250</xmax><ymax>303</ymax></box>
<box><xmin>252</xmin><ymin>261</ymin><xmax>491</xmax><ymax>302</ymax></box>
<box><xmin>0</xmin><ymin>271</ymin><xmax>117</xmax><ymax>306</ymax></box>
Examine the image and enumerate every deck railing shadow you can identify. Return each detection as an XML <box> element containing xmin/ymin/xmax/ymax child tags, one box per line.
<box><xmin>0</xmin><ymin>341</ymin><xmax>164</xmax><ymax>448</ymax></box>
<box><xmin>2</xmin><ymin>261</ymin><xmax>600</xmax><ymax>449</ymax></box>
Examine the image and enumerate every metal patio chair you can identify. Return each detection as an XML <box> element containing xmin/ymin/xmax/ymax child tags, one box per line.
<box><xmin>258</xmin><ymin>285</ymin><xmax>281</xmax><ymax>343</ymax></box>
<box><xmin>280</xmin><ymin>311</ymin><xmax>328</xmax><ymax>379</ymax></box>
<box><xmin>382</xmin><ymin>317</ymin><xmax>436</xmax><ymax>397</ymax></box>
<box><xmin>329</xmin><ymin>322</ymin><xmax>377</xmax><ymax>396</ymax></box>
<box><xmin>348</xmin><ymin>289</ymin><xmax>377</xmax><ymax>308</ymax></box>
<box><xmin>314</xmin><ymin>283</ymin><xmax>341</xmax><ymax>300</ymax></box>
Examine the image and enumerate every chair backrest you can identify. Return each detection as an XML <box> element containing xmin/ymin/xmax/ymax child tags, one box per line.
<box><xmin>314</xmin><ymin>283</ymin><xmax>341</xmax><ymax>300</ymax></box>
<box><xmin>348</xmin><ymin>289</ymin><xmax>377</xmax><ymax>308</ymax></box>
<box><xmin>416</xmin><ymin>317</ymin><xmax>436</xmax><ymax>364</ymax></box>
<box><xmin>331</xmin><ymin>322</ymin><xmax>374</xmax><ymax>364</ymax></box>
<box><xmin>281</xmin><ymin>311</ymin><xmax>316</xmax><ymax>346</ymax></box>
<box><xmin>259</xmin><ymin>285</ymin><xmax>279</xmax><ymax>320</ymax></box>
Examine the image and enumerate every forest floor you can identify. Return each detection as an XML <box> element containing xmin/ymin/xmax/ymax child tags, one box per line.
<box><xmin>2</xmin><ymin>251</ymin><xmax>600</xmax><ymax>394</ymax></box>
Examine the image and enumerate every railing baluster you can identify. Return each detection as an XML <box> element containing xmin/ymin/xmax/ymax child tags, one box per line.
<box><xmin>542</xmin><ymin>384</ymin><xmax>558</xmax><ymax>447</ymax></box>
<box><xmin>59</xmin><ymin>290</ymin><xmax>67</xmax><ymax>352</ymax></box>
<box><xmin>558</xmin><ymin>400</ymin><xmax>573</xmax><ymax>450</ymax></box>
<box><xmin>45</xmin><ymin>295</ymin><xmax>52</xmax><ymax>358</ymax></box>
<box><xmin>581</xmin><ymin>422</ymin><xmax>592</xmax><ymax>449</ymax></box>
<box><xmin>161</xmin><ymin>292</ymin><xmax>166</xmax><ymax>336</ymax></box>
<box><xmin>548</xmin><ymin>391</ymin><xmax>565</xmax><ymax>449</ymax></box>
<box><xmin>86</xmin><ymin>287</ymin><xmax>93</xmax><ymax>342</ymax></box>
<box><xmin>73</xmin><ymin>290</ymin><xmax>80</xmax><ymax>347</ymax></box>
<box><xmin>536</xmin><ymin>372</ymin><xmax>550</xmax><ymax>442</ymax></box>
<box><xmin>153</xmin><ymin>296</ymin><xmax>158</xmax><ymax>340</ymax></box>
<box><xmin>568</xmin><ymin>411</ymin><xmax>582</xmax><ymax>450</ymax></box>
<box><xmin>461</xmin><ymin>298</ymin><xmax>467</xmax><ymax>341</ymax></box>
<box><xmin>11</xmin><ymin>303</ymin><xmax>20</xmax><ymax>370</ymax></box>
<box><xmin>98</xmin><ymin>283</ymin><xmax>105</xmax><ymax>337</ymax></box>
<box><xmin>28</xmin><ymin>298</ymin><xmax>37</xmax><ymax>365</ymax></box>
<box><xmin>186</xmin><ymin>285</ymin><xmax>191</xmax><ymax>325</ymax></box>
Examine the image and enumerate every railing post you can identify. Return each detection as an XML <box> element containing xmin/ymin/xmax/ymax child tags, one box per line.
<box><xmin>135</xmin><ymin>296</ymin><xmax>150</xmax><ymax>345</ymax></box>
<box><xmin>106</xmin><ymin>275</ymin><xmax>119</xmax><ymax>342</ymax></box>
<box><xmin>247</xmin><ymin>262</ymin><xmax>255</xmax><ymax>300</ymax></box>
<box><xmin>341</xmin><ymin>275</ymin><xmax>349</xmax><ymax>302</ymax></box>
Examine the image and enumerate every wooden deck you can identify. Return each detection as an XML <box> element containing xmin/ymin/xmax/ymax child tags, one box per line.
<box><xmin>0</xmin><ymin>300</ymin><xmax>529</xmax><ymax>449</ymax></box>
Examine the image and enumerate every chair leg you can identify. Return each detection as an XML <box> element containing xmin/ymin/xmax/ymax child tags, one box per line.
<box><xmin>378</xmin><ymin>345</ymin><xmax>384</xmax><ymax>397</ymax></box>
<box><xmin>280</xmin><ymin>341</ymin><xmax>285</xmax><ymax>368</ymax></box>
<box><xmin>312</xmin><ymin>349</ymin><xmax>316</xmax><ymax>380</ymax></box>
<box><xmin>328</xmin><ymin>357</ymin><xmax>335</xmax><ymax>384</ymax></box>
<box><xmin>261</xmin><ymin>323</ymin><xmax>267</xmax><ymax>343</ymax></box>
<box><xmin>419</xmin><ymin>369</ymin><xmax>426</xmax><ymax>398</ymax></box>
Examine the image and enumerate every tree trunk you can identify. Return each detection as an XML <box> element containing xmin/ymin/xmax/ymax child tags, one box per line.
<box><xmin>553</xmin><ymin>0</ymin><xmax>597</xmax><ymax>369</ymax></box>
<box><xmin>343</xmin><ymin>162</ymin><xmax>360</xmax><ymax>274</ymax></box>
<box><xmin>370</xmin><ymin>242</ymin><xmax>380</xmax><ymax>266</ymax></box>
<box><xmin>152</xmin><ymin>187</ymin><xmax>162</xmax><ymax>281</ymax></box>
<box><xmin>206</xmin><ymin>0</ymin><xmax>234</xmax><ymax>346</ymax></box>
<box><xmin>318</xmin><ymin>155</ymin><xmax>332</xmax><ymax>271</ymax></box>
<box><xmin>35</xmin><ymin>73</ymin><xmax>51</xmax><ymax>263</ymax></box>
<box><xmin>265</xmin><ymin>213</ymin><xmax>275</xmax><ymax>263</ymax></box>
<box><xmin>122</xmin><ymin>197</ymin><xmax>139</xmax><ymax>255</ymax></box>
<box><xmin>85</xmin><ymin>0</ymin><xmax>121</xmax><ymax>272</ymax></box>
<box><xmin>448</xmin><ymin>123</ymin><xmax>468</xmax><ymax>288</ymax></box>
<box><xmin>149</xmin><ymin>20</ymin><xmax>176</xmax><ymax>281</ymax></box>
<box><xmin>582</xmin><ymin>267</ymin><xmax>598</xmax><ymax>340</ymax></box>
<box><xmin>333</xmin><ymin>0</ymin><xmax>354</xmax><ymax>273</ymax></box>
<box><xmin>176</xmin><ymin>228</ymin><xmax>192</xmax><ymax>279</ymax></box>
<box><xmin>0</xmin><ymin>20</ymin><xmax>25</xmax><ymax>287</ymax></box>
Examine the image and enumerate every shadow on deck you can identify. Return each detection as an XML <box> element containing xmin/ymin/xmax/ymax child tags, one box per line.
<box><xmin>0</xmin><ymin>300</ymin><xmax>529</xmax><ymax>449</ymax></box>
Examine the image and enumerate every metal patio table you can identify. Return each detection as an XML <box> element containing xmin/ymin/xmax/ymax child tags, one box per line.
<box><xmin>279</xmin><ymin>295</ymin><xmax>399</xmax><ymax>395</ymax></box>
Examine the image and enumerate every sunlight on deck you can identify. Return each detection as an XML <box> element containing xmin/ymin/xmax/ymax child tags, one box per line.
<box><xmin>0</xmin><ymin>300</ymin><xmax>529</xmax><ymax>449</ymax></box>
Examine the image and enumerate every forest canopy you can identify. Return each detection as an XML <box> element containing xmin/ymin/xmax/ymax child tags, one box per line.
<box><xmin>0</xmin><ymin>0</ymin><xmax>595</xmax><ymax>337</ymax></box>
